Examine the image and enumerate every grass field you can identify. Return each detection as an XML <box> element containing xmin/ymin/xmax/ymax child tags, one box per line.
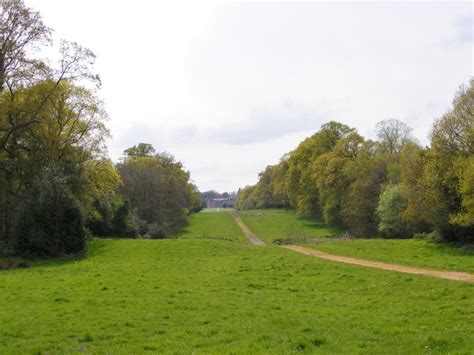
<box><xmin>0</xmin><ymin>211</ymin><xmax>473</xmax><ymax>353</ymax></box>
<box><xmin>238</xmin><ymin>209</ymin><xmax>343</xmax><ymax>244</ymax></box>
<box><xmin>201</xmin><ymin>208</ymin><xmax>235</xmax><ymax>213</ymax></box>
<box><xmin>175</xmin><ymin>211</ymin><xmax>246</xmax><ymax>243</ymax></box>
<box><xmin>307</xmin><ymin>239</ymin><xmax>474</xmax><ymax>273</ymax></box>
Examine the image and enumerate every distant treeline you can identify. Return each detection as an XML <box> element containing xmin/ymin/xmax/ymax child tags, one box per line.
<box><xmin>0</xmin><ymin>1</ymin><xmax>201</xmax><ymax>258</ymax></box>
<box><xmin>237</xmin><ymin>81</ymin><xmax>473</xmax><ymax>243</ymax></box>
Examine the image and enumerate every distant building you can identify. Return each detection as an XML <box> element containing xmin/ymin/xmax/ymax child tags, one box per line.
<box><xmin>206</xmin><ymin>197</ymin><xmax>237</xmax><ymax>208</ymax></box>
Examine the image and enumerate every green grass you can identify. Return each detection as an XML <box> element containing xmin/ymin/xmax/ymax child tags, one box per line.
<box><xmin>176</xmin><ymin>211</ymin><xmax>246</xmax><ymax>242</ymax></box>
<box><xmin>201</xmin><ymin>208</ymin><xmax>235</xmax><ymax>213</ymax></box>
<box><xmin>0</xmin><ymin>212</ymin><xmax>473</xmax><ymax>353</ymax></box>
<box><xmin>238</xmin><ymin>209</ymin><xmax>343</xmax><ymax>244</ymax></box>
<box><xmin>307</xmin><ymin>239</ymin><xmax>474</xmax><ymax>273</ymax></box>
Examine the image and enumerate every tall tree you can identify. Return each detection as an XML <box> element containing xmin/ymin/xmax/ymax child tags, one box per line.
<box><xmin>123</xmin><ymin>143</ymin><xmax>156</xmax><ymax>158</ymax></box>
<box><xmin>117</xmin><ymin>148</ymin><xmax>196</xmax><ymax>237</ymax></box>
<box><xmin>0</xmin><ymin>0</ymin><xmax>106</xmax><ymax>249</ymax></box>
<box><xmin>0</xmin><ymin>0</ymin><xmax>51</xmax><ymax>93</ymax></box>
<box><xmin>376</xmin><ymin>119</ymin><xmax>413</xmax><ymax>155</ymax></box>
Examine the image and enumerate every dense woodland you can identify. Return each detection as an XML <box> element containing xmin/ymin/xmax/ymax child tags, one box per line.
<box><xmin>0</xmin><ymin>1</ymin><xmax>201</xmax><ymax>257</ymax></box>
<box><xmin>237</xmin><ymin>83</ymin><xmax>474</xmax><ymax>243</ymax></box>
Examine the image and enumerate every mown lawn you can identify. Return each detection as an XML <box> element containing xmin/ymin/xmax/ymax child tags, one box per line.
<box><xmin>238</xmin><ymin>209</ymin><xmax>343</xmax><ymax>244</ymax></box>
<box><xmin>307</xmin><ymin>238</ymin><xmax>474</xmax><ymax>273</ymax></box>
<box><xmin>175</xmin><ymin>211</ymin><xmax>246</xmax><ymax>243</ymax></box>
<box><xmin>0</xmin><ymin>213</ymin><xmax>473</xmax><ymax>354</ymax></box>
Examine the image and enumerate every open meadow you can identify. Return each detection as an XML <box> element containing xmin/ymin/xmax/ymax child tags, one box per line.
<box><xmin>238</xmin><ymin>209</ymin><xmax>344</xmax><ymax>244</ymax></box>
<box><xmin>1</xmin><ymin>210</ymin><xmax>473</xmax><ymax>354</ymax></box>
<box><xmin>307</xmin><ymin>239</ymin><xmax>474</xmax><ymax>274</ymax></box>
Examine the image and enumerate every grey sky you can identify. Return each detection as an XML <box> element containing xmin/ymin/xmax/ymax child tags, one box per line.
<box><xmin>25</xmin><ymin>0</ymin><xmax>473</xmax><ymax>192</ymax></box>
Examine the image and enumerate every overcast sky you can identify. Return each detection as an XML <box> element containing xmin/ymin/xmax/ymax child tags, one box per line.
<box><xmin>25</xmin><ymin>0</ymin><xmax>473</xmax><ymax>192</ymax></box>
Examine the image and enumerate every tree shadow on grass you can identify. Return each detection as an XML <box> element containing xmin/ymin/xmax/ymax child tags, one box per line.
<box><xmin>0</xmin><ymin>238</ymin><xmax>110</xmax><ymax>271</ymax></box>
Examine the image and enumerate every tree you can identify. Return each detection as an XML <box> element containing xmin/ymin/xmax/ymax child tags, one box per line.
<box><xmin>0</xmin><ymin>0</ymin><xmax>104</xmax><ymax>247</ymax></box>
<box><xmin>376</xmin><ymin>119</ymin><xmax>413</xmax><ymax>154</ymax></box>
<box><xmin>286</xmin><ymin>121</ymin><xmax>354</xmax><ymax>217</ymax></box>
<box><xmin>342</xmin><ymin>141</ymin><xmax>386</xmax><ymax>237</ymax></box>
<box><xmin>413</xmin><ymin>80</ymin><xmax>474</xmax><ymax>240</ymax></box>
<box><xmin>236</xmin><ymin>185</ymin><xmax>256</xmax><ymax>210</ymax></box>
<box><xmin>189</xmin><ymin>184</ymin><xmax>203</xmax><ymax>213</ymax></box>
<box><xmin>0</xmin><ymin>0</ymin><xmax>51</xmax><ymax>93</ymax></box>
<box><xmin>253</xmin><ymin>166</ymin><xmax>275</xmax><ymax>209</ymax></box>
<box><xmin>117</xmin><ymin>148</ymin><xmax>195</xmax><ymax>237</ymax></box>
<box><xmin>11</xmin><ymin>167</ymin><xmax>86</xmax><ymax>257</ymax></box>
<box><xmin>450</xmin><ymin>156</ymin><xmax>474</xmax><ymax>227</ymax></box>
<box><xmin>377</xmin><ymin>184</ymin><xmax>409</xmax><ymax>237</ymax></box>
<box><xmin>0</xmin><ymin>80</ymin><xmax>108</xmax><ymax>241</ymax></box>
<box><xmin>315</xmin><ymin>132</ymin><xmax>364</xmax><ymax>226</ymax></box>
<box><xmin>123</xmin><ymin>143</ymin><xmax>156</xmax><ymax>158</ymax></box>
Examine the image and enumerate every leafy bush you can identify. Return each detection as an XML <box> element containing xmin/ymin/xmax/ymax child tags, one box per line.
<box><xmin>377</xmin><ymin>184</ymin><xmax>409</xmax><ymax>237</ymax></box>
<box><xmin>414</xmin><ymin>230</ymin><xmax>444</xmax><ymax>243</ymax></box>
<box><xmin>11</xmin><ymin>171</ymin><xmax>86</xmax><ymax>257</ymax></box>
<box><xmin>112</xmin><ymin>200</ymin><xmax>137</xmax><ymax>237</ymax></box>
<box><xmin>87</xmin><ymin>197</ymin><xmax>138</xmax><ymax>238</ymax></box>
<box><xmin>146</xmin><ymin>223</ymin><xmax>173</xmax><ymax>239</ymax></box>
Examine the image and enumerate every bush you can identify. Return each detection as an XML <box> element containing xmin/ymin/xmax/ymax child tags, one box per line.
<box><xmin>414</xmin><ymin>230</ymin><xmax>444</xmax><ymax>243</ymax></box>
<box><xmin>112</xmin><ymin>200</ymin><xmax>137</xmax><ymax>237</ymax></box>
<box><xmin>146</xmin><ymin>223</ymin><xmax>172</xmax><ymax>239</ymax></box>
<box><xmin>11</xmin><ymin>171</ymin><xmax>86</xmax><ymax>258</ymax></box>
<box><xmin>376</xmin><ymin>184</ymin><xmax>409</xmax><ymax>237</ymax></box>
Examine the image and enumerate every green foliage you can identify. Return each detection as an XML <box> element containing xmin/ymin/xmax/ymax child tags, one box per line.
<box><xmin>111</xmin><ymin>200</ymin><xmax>136</xmax><ymax>237</ymax></box>
<box><xmin>117</xmin><ymin>149</ymin><xmax>197</xmax><ymax>237</ymax></box>
<box><xmin>409</xmin><ymin>79</ymin><xmax>474</xmax><ymax>241</ymax></box>
<box><xmin>87</xmin><ymin>195</ymin><xmax>136</xmax><ymax>238</ymax></box>
<box><xmin>237</xmin><ymin>159</ymin><xmax>290</xmax><ymax>210</ymax></box>
<box><xmin>450</xmin><ymin>156</ymin><xmax>474</xmax><ymax>227</ymax></box>
<box><xmin>315</xmin><ymin>132</ymin><xmax>364</xmax><ymax>226</ymax></box>
<box><xmin>123</xmin><ymin>143</ymin><xmax>156</xmax><ymax>158</ymax></box>
<box><xmin>342</xmin><ymin>154</ymin><xmax>386</xmax><ymax>237</ymax></box>
<box><xmin>11</xmin><ymin>169</ymin><xmax>86</xmax><ymax>257</ymax></box>
<box><xmin>377</xmin><ymin>184</ymin><xmax>409</xmax><ymax>237</ymax></box>
<box><xmin>189</xmin><ymin>184</ymin><xmax>204</xmax><ymax>213</ymax></box>
<box><xmin>0</xmin><ymin>1</ymin><xmax>111</xmax><ymax>253</ymax></box>
<box><xmin>240</xmin><ymin>80</ymin><xmax>472</xmax><ymax>243</ymax></box>
<box><xmin>286</xmin><ymin>122</ymin><xmax>355</xmax><ymax>218</ymax></box>
<box><xmin>236</xmin><ymin>185</ymin><xmax>256</xmax><ymax>210</ymax></box>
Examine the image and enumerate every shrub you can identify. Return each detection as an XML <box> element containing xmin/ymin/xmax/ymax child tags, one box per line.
<box><xmin>146</xmin><ymin>223</ymin><xmax>172</xmax><ymax>239</ymax></box>
<box><xmin>112</xmin><ymin>200</ymin><xmax>138</xmax><ymax>237</ymax></box>
<box><xmin>414</xmin><ymin>230</ymin><xmax>444</xmax><ymax>243</ymax></box>
<box><xmin>11</xmin><ymin>171</ymin><xmax>86</xmax><ymax>257</ymax></box>
<box><xmin>377</xmin><ymin>184</ymin><xmax>409</xmax><ymax>237</ymax></box>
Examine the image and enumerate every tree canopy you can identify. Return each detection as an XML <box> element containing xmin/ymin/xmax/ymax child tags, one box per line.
<box><xmin>237</xmin><ymin>80</ymin><xmax>474</xmax><ymax>242</ymax></box>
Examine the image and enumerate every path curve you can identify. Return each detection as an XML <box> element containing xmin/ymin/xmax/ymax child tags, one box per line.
<box><xmin>231</xmin><ymin>212</ymin><xmax>265</xmax><ymax>245</ymax></box>
<box><xmin>283</xmin><ymin>245</ymin><xmax>474</xmax><ymax>283</ymax></box>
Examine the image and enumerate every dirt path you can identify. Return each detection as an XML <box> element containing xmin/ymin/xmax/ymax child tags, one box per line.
<box><xmin>231</xmin><ymin>213</ymin><xmax>265</xmax><ymax>245</ymax></box>
<box><xmin>230</xmin><ymin>213</ymin><xmax>473</xmax><ymax>282</ymax></box>
<box><xmin>282</xmin><ymin>245</ymin><xmax>474</xmax><ymax>283</ymax></box>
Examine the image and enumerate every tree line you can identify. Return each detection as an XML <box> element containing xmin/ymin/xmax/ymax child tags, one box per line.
<box><xmin>237</xmin><ymin>81</ymin><xmax>474</xmax><ymax>243</ymax></box>
<box><xmin>0</xmin><ymin>1</ymin><xmax>201</xmax><ymax>258</ymax></box>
